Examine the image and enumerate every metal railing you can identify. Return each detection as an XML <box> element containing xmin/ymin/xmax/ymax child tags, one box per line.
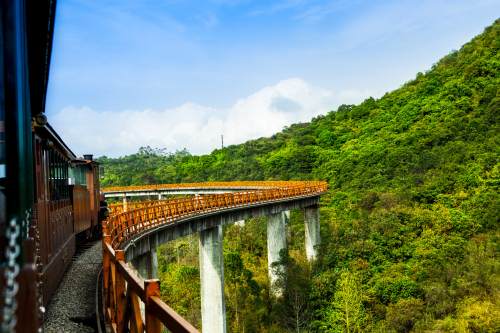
<box><xmin>102</xmin><ymin>181</ymin><xmax>327</xmax><ymax>332</ymax></box>
<box><xmin>102</xmin><ymin>180</ymin><xmax>309</xmax><ymax>193</ymax></box>
<box><xmin>108</xmin><ymin>199</ymin><xmax>172</xmax><ymax>216</ymax></box>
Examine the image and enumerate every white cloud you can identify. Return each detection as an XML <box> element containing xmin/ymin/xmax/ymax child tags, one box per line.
<box><xmin>50</xmin><ymin>78</ymin><xmax>371</xmax><ymax>157</ymax></box>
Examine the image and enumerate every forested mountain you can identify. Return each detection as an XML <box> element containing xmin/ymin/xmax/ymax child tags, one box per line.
<box><xmin>98</xmin><ymin>21</ymin><xmax>499</xmax><ymax>332</ymax></box>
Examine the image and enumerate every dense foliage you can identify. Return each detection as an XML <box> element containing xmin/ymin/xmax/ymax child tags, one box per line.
<box><xmin>98</xmin><ymin>21</ymin><xmax>499</xmax><ymax>332</ymax></box>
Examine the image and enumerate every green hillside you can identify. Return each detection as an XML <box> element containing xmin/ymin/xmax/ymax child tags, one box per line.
<box><xmin>98</xmin><ymin>20</ymin><xmax>499</xmax><ymax>332</ymax></box>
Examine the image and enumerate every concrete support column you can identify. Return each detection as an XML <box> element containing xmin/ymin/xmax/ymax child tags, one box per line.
<box><xmin>122</xmin><ymin>195</ymin><xmax>128</xmax><ymax>212</ymax></box>
<box><xmin>137</xmin><ymin>255</ymin><xmax>148</xmax><ymax>278</ymax></box>
<box><xmin>146</xmin><ymin>247</ymin><xmax>158</xmax><ymax>278</ymax></box>
<box><xmin>132</xmin><ymin>249</ymin><xmax>158</xmax><ymax>279</ymax></box>
<box><xmin>283</xmin><ymin>210</ymin><xmax>291</xmax><ymax>239</ymax></box>
<box><xmin>267</xmin><ymin>212</ymin><xmax>287</xmax><ymax>297</ymax></box>
<box><xmin>283</xmin><ymin>210</ymin><xmax>290</xmax><ymax>223</ymax></box>
<box><xmin>132</xmin><ymin>248</ymin><xmax>159</xmax><ymax>322</ymax></box>
<box><xmin>199</xmin><ymin>225</ymin><xmax>226</xmax><ymax>333</ymax></box>
<box><xmin>304</xmin><ymin>206</ymin><xmax>321</xmax><ymax>261</ymax></box>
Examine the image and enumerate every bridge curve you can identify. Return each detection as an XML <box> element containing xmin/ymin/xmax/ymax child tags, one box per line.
<box><xmin>101</xmin><ymin>181</ymin><xmax>327</xmax><ymax>333</ymax></box>
<box><xmin>102</xmin><ymin>180</ymin><xmax>316</xmax><ymax>198</ymax></box>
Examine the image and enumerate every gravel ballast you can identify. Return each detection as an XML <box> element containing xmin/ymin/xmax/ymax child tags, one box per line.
<box><xmin>43</xmin><ymin>241</ymin><xmax>102</xmax><ymax>333</ymax></box>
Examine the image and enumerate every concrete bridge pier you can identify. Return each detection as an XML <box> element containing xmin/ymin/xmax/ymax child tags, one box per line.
<box><xmin>132</xmin><ymin>248</ymin><xmax>158</xmax><ymax>279</ymax></box>
<box><xmin>304</xmin><ymin>205</ymin><xmax>320</xmax><ymax>261</ymax></box>
<box><xmin>199</xmin><ymin>225</ymin><xmax>226</xmax><ymax>333</ymax></box>
<box><xmin>267</xmin><ymin>212</ymin><xmax>288</xmax><ymax>297</ymax></box>
<box><xmin>283</xmin><ymin>210</ymin><xmax>290</xmax><ymax>223</ymax></box>
<box><xmin>283</xmin><ymin>210</ymin><xmax>291</xmax><ymax>239</ymax></box>
<box><xmin>131</xmin><ymin>248</ymin><xmax>159</xmax><ymax>322</ymax></box>
<box><xmin>147</xmin><ymin>247</ymin><xmax>159</xmax><ymax>278</ymax></box>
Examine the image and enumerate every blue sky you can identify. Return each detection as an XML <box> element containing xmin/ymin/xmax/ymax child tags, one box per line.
<box><xmin>46</xmin><ymin>0</ymin><xmax>500</xmax><ymax>157</ymax></box>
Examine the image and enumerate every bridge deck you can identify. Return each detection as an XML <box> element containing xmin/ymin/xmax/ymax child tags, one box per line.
<box><xmin>101</xmin><ymin>181</ymin><xmax>327</xmax><ymax>333</ymax></box>
<box><xmin>102</xmin><ymin>181</ymin><xmax>316</xmax><ymax>198</ymax></box>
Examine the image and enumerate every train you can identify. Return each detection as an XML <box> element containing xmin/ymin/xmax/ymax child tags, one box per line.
<box><xmin>32</xmin><ymin>122</ymin><xmax>105</xmax><ymax>306</ymax></box>
<box><xmin>1</xmin><ymin>1</ymin><xmax>107</xmax><ymax>332</ymax></box>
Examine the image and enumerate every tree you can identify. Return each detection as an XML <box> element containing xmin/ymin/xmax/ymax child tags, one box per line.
<box><xmin>224</xmin><ymin>251</ymin><xmax>261</xmax><ymax>332</ymax></box>
<box><xmin>272</xmin><ymin>250</ymin><xmax>313</xmax><ymax>333</ymax></box>
<box><xmin>385</xmin><ymin>298</ymin><xmax>424</xmax><ymax>332</ymax></box>
<box><xmin>322</xmin><ymin>271</ymin><xmax>366</xmax><ymax>333</ymax></box>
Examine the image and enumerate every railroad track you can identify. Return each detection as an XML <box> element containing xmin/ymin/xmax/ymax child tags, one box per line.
<box><xmin>43</xmin><ymin>240</ymin><xmax>102</xmax><ymax>333</ymax></box>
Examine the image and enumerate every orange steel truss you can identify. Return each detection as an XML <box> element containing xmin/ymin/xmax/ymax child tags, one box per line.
<box><xmin>102</xmin><ymin>180</ymin><xmax>309</xmax><ymax>193</ymax></box>
<box><xmin>102</xmin><ymin>181</ymin><xmax>327</xmax><ymax>332</ymax></box>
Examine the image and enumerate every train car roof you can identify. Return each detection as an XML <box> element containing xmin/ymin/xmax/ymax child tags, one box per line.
<box><xmin>72</xmin><ymin>159</ymin><xmax>99</xmax><ymax>167</ymax></box>
<box><xmin>26</xmin><ymin>0</ymin><xmax>57</xmax><ymax>116</ymax></box>
<box><xmin>35</xmin><ymin>122</ymin><xmax>77</xmax><ymax>160</ymax></box>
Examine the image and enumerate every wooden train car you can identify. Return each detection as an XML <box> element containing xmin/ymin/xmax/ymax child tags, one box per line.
<box><xmin>32</xmin><ymin>124</ymin><xmax>76</xmax><ymax>306</ymax></box>
<box><xmin>71</xmin><ymin>156</ymin><xmax>100</xmax><ymax>236</ymax></box>
<box><xmin>32</xmin><ymin>124</ymin><xmax>102</xmax><ymax>305</ymax></box>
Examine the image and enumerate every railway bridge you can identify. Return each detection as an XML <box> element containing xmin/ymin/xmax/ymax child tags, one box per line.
<box><xmin>101</xmin><ymin>181</ymin><xmax>327</xmax><ymax>333</ymax></box>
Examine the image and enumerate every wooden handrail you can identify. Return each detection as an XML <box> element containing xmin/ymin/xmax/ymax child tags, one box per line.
<box><xmin>102</xmin><ymin>181</ymin><xmax>327</xmax><ymax>332</ymax></box>
<box><xmin>149</xmin><ymin>296</ymin><xmax>199</xmax><ymax>333</ymax></box>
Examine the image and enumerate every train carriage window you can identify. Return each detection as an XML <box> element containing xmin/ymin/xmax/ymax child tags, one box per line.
<box><xmin>49</xmin><ymin>149</ymin><xmax>54</xmax><ymax>198</ymax></box>
<box><xmin>60</xmin><ymin>154</ymin><xmax>64</xmax><ymax>197</ymax></box>
<box><xmin>69</xmin><ymin>164</ymin><xmax>87</xmax><ymax>186</ymax></box>
<box><xmin>80</xmin><ymin>166</ymin><xmax>86</xmax><ymax>185</ymax></box>
<box><xmin>57</xmin><ymin>152</ymin><xmax>62</xmax><ymax>196</ymax></box>
<box><xmin>48</xmin><ymin>148</ymin><xmax>70</xmax><ymax>201</ymax></box>
<box><xmin>52</xmin><ymin>150</ymin><xmax>56</xmax><ymax>198</ymax></box>
<box><xmin>64</xmin><ymin>160</ymin><xmax>69</xmax><ymax>197</ymax></box>
<box><xmin>49</xmin><ymin>149</ymin><xmax>54</xmax><ymax>199</ymax></box>
<box><xmin>63</xmin><ymin>161</ymin><xmax>67</xmax><ymax>197</ymax></box>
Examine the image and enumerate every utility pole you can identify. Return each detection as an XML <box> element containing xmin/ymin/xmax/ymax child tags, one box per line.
<box><xmin>221</xmin><ymin>134</ymin><xmax>224</xmax><ymax>149</ymax></box>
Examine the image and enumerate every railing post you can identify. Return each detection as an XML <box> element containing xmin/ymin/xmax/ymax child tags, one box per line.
<box><xmin>115</xmin><ymin>250</ymin><xmax>127</xmax><ymax>333</ymax></box>
<box><xmin>110</xmin><ymin>258</ymin><xmax>117</xmax><ymax>325</ymax></box>
<box><xmin>102</xmin><ymin>231</ymin><xmax>111</xmax><ymax>319</ymax></box>
<box><xmin>129</xmin><ymin>289</ymin><xmax>144</xmax><ymax>333</ymax></box>
<box><xmin>145</xmin><ymin>279</ymin><xmax>162</xmax><ymax>333</ymax></box>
